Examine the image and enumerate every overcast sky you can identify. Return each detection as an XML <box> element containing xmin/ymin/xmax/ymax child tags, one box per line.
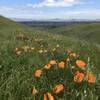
<box><xmin>0</xmin><ymin>0</ymin><xmax>100</xmax><ymax>20</ymax></box>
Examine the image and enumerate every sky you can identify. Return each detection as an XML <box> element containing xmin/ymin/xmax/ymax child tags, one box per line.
<box><xmin>0</xmin><ymin>0</ymin><xmax>100</xmax><ymax>20</ymax></box>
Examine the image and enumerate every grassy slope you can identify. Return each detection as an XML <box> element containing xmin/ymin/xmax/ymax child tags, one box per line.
<box><xmin>0</xmin><ymin>16</ymin><xmax>100</xmax><ymax>100</ymax></box>
<box><xmin>44</xmin><ymin>23</ymin><xmax>100</xmax><ymax>44</ymax></box>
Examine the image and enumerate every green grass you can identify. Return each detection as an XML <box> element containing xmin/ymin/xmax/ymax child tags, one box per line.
<box><xmin>0</xmin><ymin>16</ymin><xmax>100</xmax><ymax>100</ymax></box>
<box><xmin>43</xmin><ymin>23</ymin><xmax>100</xmax><ymax>44</ymax></box>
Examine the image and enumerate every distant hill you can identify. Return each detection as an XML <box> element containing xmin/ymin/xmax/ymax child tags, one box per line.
<box><xmin>0</xmin><ymin>16</ymin><xmax>50</xmax><ymax>40</ymax></box>
<box><xmin>45</xmin><ymin>22</ymin><xmax>100</xmax><ymax>44</ymax></box>
<box><xmin>19</xmin><ymin>20</ymin><xmax>100</xmax><ymax>44</ymax></box>
<box><xmin>20</xmin><ymin>20</ymin><xmax>100</xmax><ymax>28</ymax></box>
<box><xmin>1</xmin><ymin>16</ymin><xmax>100</xmax><ymax>44</ymax></box>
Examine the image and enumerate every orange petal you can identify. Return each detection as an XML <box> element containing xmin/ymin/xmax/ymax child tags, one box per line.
<box><xmin>34</xmin><ymin>69</ymin><xmax>42</xmax><ymax>78</ymax></box>
<box><xmin>49</xmin><ymin>60</ymin><xmax>57</xmax><ymax>65</ymax></box>
<box><xmin>76</xmin><ymin>60</ymin><xmax>86</xmax><ymax>69</ymax></box>
<box><xmin>53</xmin><ymin>84</ymin><xmax>64</xmax><ymax>94</ymax></box>
<box><xmin>58</xmin><ymin>61</ymin><xmax>65</xmax><ymax>69</ymax></box>
<box><xmin>86</xmin><ymin>72</ymin><xmax>96</xmax><ymax>84</ymax></box>
<box><xmin>44</xmin><ymin>64</ymin><xmax>52</xmax><ymax>70</ymax></box>
<box><xmin>47</xmin><ymin>92</ymin><xmax>54</xmax><ymax>100</ymax></box>
<box><xmin>44</xmin><ymin>94</ymin><xmax>47</xmax><ymax>100</ymax></box>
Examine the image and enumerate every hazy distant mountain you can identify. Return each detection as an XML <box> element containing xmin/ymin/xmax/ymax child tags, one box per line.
<box><xmin>11</xmin><ymin>18</ymin><xmax>34</xmax><ymax>21</ymax></box>
<box><xmin>9</xmin><ymin>17</ymin><xmax>100</xmax><ymax>22</ymax></box>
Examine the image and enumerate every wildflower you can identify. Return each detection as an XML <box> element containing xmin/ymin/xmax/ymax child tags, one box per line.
<box><xmin>66</xmin><ymin>49</ymin><xmax>72</xmax><ymax>54</ymax></box>
<box><xmin>34</xmin><ymin>69</ymin><xmax>42</xmax><ymax>78</ymax></box>
<box><xmin>58</xmin><ymin>61</ymin><xmax>65</xmax><ymax>69</ymax></box>
<box><xmin>53</xmin><ymin>84</ymin><xmax>64</xmax><ymax>94</ymax></box>
<box><xmin>66</xmin><ymin>58</ymin><xmax>70</xmax><ymax>62</ymax></box>
<box><xmin>32</xmin><ymin>87</ymin><xmax>38</xmax><ymax>95</ymax></box>
<box><xmin>70</xmin><ymin>53</ymin><xmax>77</xmax><ymax>57</ymax></box>
<box><xmin>34</xmin><ymin>39</ymin><xmax>43</xmax><ymax>42</ymax></box>
<box><xmin>76</xmin><ymin>60</ymin><xmax>86</xmax><ymax>69</ymax></box>
<box><xmin>52</xmin><ymin>48</ymin><xmax>56</xmax><ymax>51</ymax></box>
<box><xmin>71</xmin><ymin>66</ymin><xmax>75</xmax><ymax>69</ymax></box>
<box><xmin>44</xmin><ymin>50</ymin><xmax>48</xmax><ymax>53</ymax></box>
<box><xmin>40</xmin><ymin>45</ymin><xmax>43</xmax><ymax>48</ymax></box>
<box><xmin>56</xmin><ymin>44</ymin><xmax>60</xmax><ymax>48</ymax></box>
<box><xmin>39</xmin><ymin>50</ymin><xmax>43</xmax><ymax>54</ymax></box>
<box><xmin>49</xmin><ymin>60</ymin><xmax>57</xmax><ymax>65</ymax></box>
<box><xmin>44</xmin><ymin>64</ymin><xmax>52</xmax><ymax>70</ymax></box>
<box><xmin>15</xmin><ymin>47</ymin><xmax>19</xmax><ymax>51</ymax></box>
<box><xmin>22</xmin><ymin>45</ymin><xmax>30</xmax><ymax>52</ymax></box>
<box><xmin>86</xmin><ymin>72</ymin><xmax>96</xmax><ymax>84</ymax></box>
<box><xmin>16</xmin><ymin>34</ymin><xmax>29</xmax><ymax>40</ymax></box>
<box><xmin>44</xmin><ymin>92</ymin><xmax>54</xmax><ymax>100</ymax></box>
<box><xmin>34</xmin><ymin>39</ymin><xmax>38</xmax><ymax>42</ymax></box>
<box><xmin>31</xmin><ymin>47</ymin><xmax>35</xmax><ymax>50</ymax></box>
<box><xmin>15</xmin><ymin>47</ymin><xmax>23</xmax><ymax>52</ymax></box>
<box><xmin>74</xmin><ymin>71</ymin><xmax>85</xmax><ymax>83</ymax></box>
<box><xmin>16</xmin><ymin>51</ymin><xmax>22</xmax><ymax>56</ymax></box>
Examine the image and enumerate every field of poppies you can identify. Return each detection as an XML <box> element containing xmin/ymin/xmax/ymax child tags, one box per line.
<box><xmin>0</xmin><ymin>16</ymin><xmax>100</xmax><ymax>100</ymax></box>
<box><xmin>14</xmin><ymin>34</ymin><xmax>99</xmax><ymax>100</ymax></box>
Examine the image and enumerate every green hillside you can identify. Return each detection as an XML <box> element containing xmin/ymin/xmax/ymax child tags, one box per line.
<box><xmin>45</xmin><ymin>23</ymin><xmax>100</xmax><ymax>44</ymax></box>
<box><xmin>0</xmin><ymin>16</ymin><xmax>100</xmax><ymax>100</ymax></box>
<box><xmin>0</xmin><ymin>16</ymin><xmax>48</xmax><ymax>39</ymax></box>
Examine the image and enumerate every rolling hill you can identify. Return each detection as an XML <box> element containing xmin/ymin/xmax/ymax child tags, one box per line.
<box><xmin>45</xmin><ymin>23</ymin><xmax>100</xmax><ymax>44</ymax></box>
<box><xmin>0</xmin><ymin>16</ymin><xmax>100</xmax><ymax>100</ymax></box>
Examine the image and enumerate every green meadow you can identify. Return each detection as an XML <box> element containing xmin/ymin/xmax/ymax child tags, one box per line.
<box><xmin>0</xmin><ymin>16</ymin><xmax>100</xmax><ymax>100</ymax></box>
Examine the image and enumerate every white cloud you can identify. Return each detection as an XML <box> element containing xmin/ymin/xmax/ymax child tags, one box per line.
<box><xmin>0</xmin><ymin>1</ymin><xmax>100</xmax><ymax>20</ymax></box>
<box><xmin>0</xmin><ymin>6</ymin><xmax>42</xmax><ymax>19</ymax></box>
<box><xmin>45</xmin><ymin>0</ymin><xmax>55</xmax><ymax>3</ymax></box>
<box><xmin>0</xmin><ymin>6</ymin><xmax>100</xmax><ymax>20</ymax></box>
<box><xmin>27</xmin><ymin>0</ymin><xmax>81</xmax><ymax>8</ymax></box>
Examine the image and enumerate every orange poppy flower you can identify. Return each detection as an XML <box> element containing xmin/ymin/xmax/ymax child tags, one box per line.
<box><xmin>49</xmin><ymin>60</ymin><xmax>57</xmax><ymax>65</ymax></box>
<box><xmin>44</xmin><ymin>64</ymin><xmax>52</xmax><ymax>70</ymax></box>
<box><xmin>58</xmin><ymin>61</ymin><xmax>65</xmax><ymax>69</ymax></box>
<box><xmin>32</xmin><ymin>87</ymin><xmax>38</xmax><ymax>95</ymax></box>
<box><xmin>76</xmin><ymin>60</ymin><xmax>86</xmax><ymax>69</ymax></box>
<box><xmin>53</xmin><ymin>84</ymin><xmax>64</xmax><ymax>94</ymax></box>
<box><xmin>34</xmin><ymin>69</ymin><xmax>42</xmax><ymax>78</ymax></box>
<box><xmin>86</xmin><ymin>72</ymin><xmax>96</xmax><ymax>84</ymax></box>
<box><xmin>44</xmin><ymin>92</ymin><xmax>54</xmax><ymax>100</ymax></box>
<box><xmin>74</xmin><ymin>71</ymin><xmax>85</xmax><ymax>83</ymax></box>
